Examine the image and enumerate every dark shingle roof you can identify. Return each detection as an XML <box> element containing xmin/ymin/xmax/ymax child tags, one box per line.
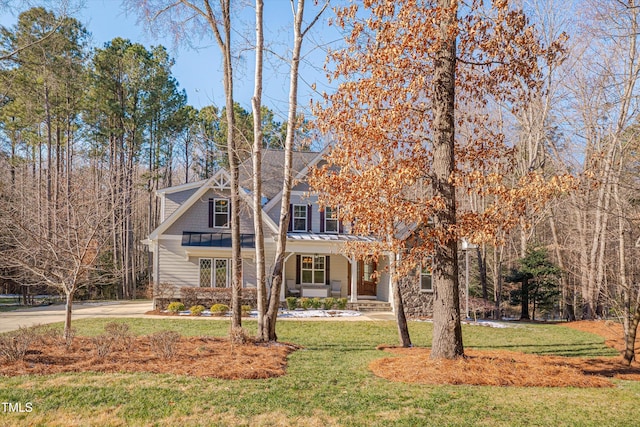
<box><xmin>239</xmin><ymin>150</ymin><xmax>320</xmax><ymax>201</ymax></box>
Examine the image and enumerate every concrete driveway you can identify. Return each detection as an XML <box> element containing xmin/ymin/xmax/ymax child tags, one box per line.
<box><xmin>0</xmin><ymin>300</ymin><xmax>397</xmax><ymax>334</ymax></box>
<box><xmin>0</xmin><ymin>300</ymin><xmax>153</xmax><ymax>334</ymax></box>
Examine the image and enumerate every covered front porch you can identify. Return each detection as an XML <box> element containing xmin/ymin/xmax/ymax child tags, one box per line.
<box><xmin>280</xmin><ymin>233</ymin><xmax>390</xmax><ymax>303</ymax></box>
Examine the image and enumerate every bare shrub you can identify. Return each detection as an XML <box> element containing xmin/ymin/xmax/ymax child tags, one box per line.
<box><xmin>104</xmin><ymin>322</ymin><xmax>133</xmax><ymax>351</ymax></box>
<box><xmin>230</xmin><ymin>326</ymin><xmax>249</xmax><ymax>345</ymax></box>
<box><xmin>92</xmin><ymin>334</ymin><xmax>115</xmax><ymax>358</ymax></box>
<box><xmin>0</xmin><ymin>327</ymin><xmax>37</xmax><ymax>362</ymax></box>
<box><xmin>149</xmin><ymin>330</ymin><xmax>181</xmax><ymax>359</ymax></box>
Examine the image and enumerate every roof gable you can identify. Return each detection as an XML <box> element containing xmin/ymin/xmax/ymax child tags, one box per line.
<box><xmin>239</xmin><ymin>150</ymin><xmax>322</xmax><ymax>202</ymax></box>
<box><xmin>149</xmin><ymin>169</ymin><xmax>279</xmax><ymax>240</ymax></box>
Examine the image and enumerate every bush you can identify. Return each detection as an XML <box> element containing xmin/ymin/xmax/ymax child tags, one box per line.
<box><xmin>241</xmin><ymin>305</ymin><xmax>252</xmax><ymax>316</ymax></box>
<box><xmin>92</xmin><ymin>334</ymin><xmax>114</xmax><ymax>358</ymax></box>
<box><xmin>299</xmin><ymin>297</ymin><xmax>312</xmax><ymax>310</ymax></box>
<box><xmin>310</xmin><ymin>298</ymin><xmax>322</xmax><ymax>309</ymax></box>
<box><xmin>336</xmin><ymin>298</ymin><xmax>348</xmax><ymax>310</ymax></box>
<box><xmin>189</xmin><ymin>305</ymin><xmax>206</xmax><ymax>316</ymax></box>
<box><xmin>322</xmin><ymin>297</ymin><xmax>336</xmax><ymax>310</ymax></box>
<box><xmin>180</xmin><ymin>287</ymin><xmax>258</xmax><ymax>309</ymax></box>
<box><xmin>0</xmin><ymin>327</ymin><xmax>37</xmax><ymax>362</ymax></box>
<box><xmin>285</xmin><ymin>297</ymin><xmax>298</xmax><ymax>311</ymax></box>
<box><xmin>210</xmin><ymin>303</ymin><xmax>229</xmax><ymax>315</ymax></box>
<box><xmin>104</xmin><ymin>322</ymin><xmax>133</xmax><ymax>351</ymax></box>
<box><xmin>167</xmin><ymin>301</ymin><xmax>185</xmax><ymax>313</ymax></box>
<box><xmin>149</xmin><ymin>330</ymin><xmax>181</xmax><ymax>359</ymax></box>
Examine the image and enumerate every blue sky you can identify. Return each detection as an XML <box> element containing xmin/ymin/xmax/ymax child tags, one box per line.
<box><xmin>2</xmin><ymin>0</ymin><xmax>343</xmax><ymax>120</ymax></box>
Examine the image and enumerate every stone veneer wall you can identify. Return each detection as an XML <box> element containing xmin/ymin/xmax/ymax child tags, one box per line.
<box><xmin>399</xmin><ymin>274</ymin><xmax>434</xmax><ymax>318</ymax></box>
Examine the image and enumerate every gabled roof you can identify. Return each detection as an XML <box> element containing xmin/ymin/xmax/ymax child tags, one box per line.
<box><xmin>156</xmin><ymin>179</ymin><xmax>208</xmax><ymax>196</ymax></box>
<box><xmin>261</xmin><ymin>149</ymin><xmax>328</xmax><ymax>213</ymax></box>
<box><xmin>238</xmin><ymin>150</ymin><xmax>321</xmax><ymax>201</ymax></box>
<box><xmin>148</xmin><ymin>168</ymin><xmax>278</xmax><ymax>241</ymax></box>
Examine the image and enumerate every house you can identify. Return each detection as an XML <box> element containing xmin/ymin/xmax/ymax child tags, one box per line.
<box><xmin>144</xmin><ymin>150</ymin><xmax>435</xmax><ymax>315</ymax></box>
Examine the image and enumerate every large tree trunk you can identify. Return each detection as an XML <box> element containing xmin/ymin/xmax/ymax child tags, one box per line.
<box><xmin>520</xmin><ymin>277</ymin><xmax>530</xmax><ymax>320</ymax></box>
<box><xmin>389</xmin><ymin>251</ymin><xmax>411</xmax><ymax>347</ymax></box>
<box><xmin>430</xmin><ymin>0</ymin><xmax>463</xmax><ymax>360</ymax></box>
<box><xmin>623</xmin><ymin>308</ymin><xmax>640</xmax><ymax>366</ymax></box>
<box><xmin>549</xmin><ymin>212</ymin><xmax>575</xmax><ymax>321</ymax></box>
<box><xmin>252</xmin><ymin>0</ymin><xmax>268</xmax><ymax>342</ymax></box>
<box><xmin>219</xmin><ymin>1</ymin><xmax>243</xmax><ymax>331</ymax></box>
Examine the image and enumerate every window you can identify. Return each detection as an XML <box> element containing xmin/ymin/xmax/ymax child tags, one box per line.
<box><xmin>293</xmin><ymin>204</ymin><xmax>307</xmax><ymax>232</ymax></box>
<box><xmin>301</xmin><ymin>255</ymin><xmax>325</xmax><ymax>284</ymax></box>
<box><xmin>420</xmin><ymin>259</ymin><xmax>433</xmax><ymax>292</ymax></box>
<box><xmin>214</xmin><ymin>198</ymin><xmax>229</xmax><ymax>228</ymax></box>
<box><xmin>200</xmin><ymin>258</ymin><xmax>212</xmax><ymax>287</ymax></box>
<box><xmin>199</xmin><ymin>258</ymin><xmax>230</xmax><ymax>287</ymax></box>
<box><xmin>213</xmin><ymin>258</ymin><xmax>229</xmax><ymax>287</ymax></box>
<box><xmin>325</xmin><ymin>207</ymin><xmax>339</xmax><ymax>233</ymax></box>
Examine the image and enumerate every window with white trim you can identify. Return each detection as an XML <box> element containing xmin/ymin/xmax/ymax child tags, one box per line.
<box><xmin>420</xmin><ymin>259</ymin><xmax>433</xmax><ymax>292</ymax></box>
<box><xmin>293</xmin><ymin>204</ymin><xmax>307</xmax><ymax>232</ymax></box>
<box><xmin>200</xmin><ymin>258</ymin><xmax>230</xmax><ymax>287</ymax></box>
<box><xmin>214</xmin><ymin>198</ymin><xmax>230</xmax><ymax>228</ymax></box>
<box><xmin>200</xmin><ymin>258</ymin><xmax>212</xmax><ymax>287</ymax></box>
<box><xmin>301</xmin><ymin>255</ymin><xmax>325</xmax><ymax>284</ymax></box>
<box><xmin>325</xmin><ymin>207</ymin><xmax>339</xmax><ymax>233</ymax></box>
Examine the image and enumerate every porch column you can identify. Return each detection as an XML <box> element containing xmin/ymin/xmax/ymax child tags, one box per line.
<box><xmin>280</xmin><ymin>256</ymin><xmax>287</xmax><ymax>301</ymax></box>
<box><xmin>350</xmin><ymin>256</ymin><xmax>358</xmax><ymax>302</ymax></box>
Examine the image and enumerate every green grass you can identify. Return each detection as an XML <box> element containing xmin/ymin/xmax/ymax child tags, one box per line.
<box><xmin>0</xmin><ymin>318</ymin><xmax>635</xmax><ymax>426</ymax></box>
<box><xmin>0</xmin><ymin>305</ymin><xmax>24</xmax><ymax>312</ymax></box>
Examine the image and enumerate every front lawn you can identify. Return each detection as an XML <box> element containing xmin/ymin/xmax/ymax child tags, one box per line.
<box><xmin>1</xmin><ymin>318</ymin><xmax>638</xmax><ymax>426</ymax></box>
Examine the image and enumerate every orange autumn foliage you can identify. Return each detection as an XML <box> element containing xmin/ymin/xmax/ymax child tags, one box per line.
<box><xmin>310</xmin><ymin>0</ymin><xmax>573</xmax><ymax>268</ymax></box>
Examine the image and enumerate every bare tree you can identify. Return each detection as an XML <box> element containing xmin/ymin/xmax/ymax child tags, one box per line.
<box><xmin>129</xmin><ymin>0</ymin><xmax>244</xmax><ymax>330</ymax></box>
<box><xmin>262</xmin><ymin>0</ymin><xmax>328</xmax><ymax>342</ymax></box>
<box><xmin>251</xmin><ymin>0</ymin><xmax>267</xmax><ymax>341</ymax></box>
<box><xmin>0</xmin><ymin>174</ymin><xmax>111</xmax><ymax>343</ymax></box>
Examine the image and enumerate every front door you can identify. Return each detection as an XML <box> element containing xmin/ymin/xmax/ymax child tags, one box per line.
<box><xmin>357</xmin><ymin>260</ymin><xmax>377</xmax><ymax>296</ymax></box>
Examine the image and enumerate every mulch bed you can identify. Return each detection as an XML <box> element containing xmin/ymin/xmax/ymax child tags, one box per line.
<box><xmin>368</xmin><ymin>320</ymin><xmax>640</xmax><ymax>387</ymax></box>
<box><xmin>1</xmin><ymin>320</ymin><xmax>638</xmax><ymax>386</ymax></box>
<box><xmin>0</xmin><ymin>336</ymin><xmax>299</xmax><ymax>379</ymax></box>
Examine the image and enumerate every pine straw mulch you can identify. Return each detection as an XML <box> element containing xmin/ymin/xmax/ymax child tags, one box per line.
<box><xmin>369</xmin><ymin>320</ymin><xmax>640</xmax><ymax>388</ymax></box>
<box><xmin>0</xmin><ymin>335</ymin><xmax>299</xmax><ymax>379</ymax></box>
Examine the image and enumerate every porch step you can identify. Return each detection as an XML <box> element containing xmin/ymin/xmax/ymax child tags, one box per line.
<box><xmin>347</xmin><ymin>301</ymin><xmax>392</xmax><ymax>312</ymax></box>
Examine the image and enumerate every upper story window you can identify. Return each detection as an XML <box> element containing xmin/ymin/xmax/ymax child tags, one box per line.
<box><xmin>209</xmin><ymin>198</ymin><xmax>230</xmax><ymax>228</ymax></box>
<box><xmin>324</xmin><ymin>207</ymin><xmax>339</xmax><ymax>233</ymax></box>
<box><xmin>420</xmin><ymin>259</ymin><xmax>433</xmax><ymax>292</ymax></box>
<box><xmin>293</xmin><ymin>204</ymin><xmax>308</xmax><ymax>232</ymax></box>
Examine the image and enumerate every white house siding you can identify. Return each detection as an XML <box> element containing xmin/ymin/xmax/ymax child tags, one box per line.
<box><xmin>376</xmin><ymin>255</ymin><xmax>390</xmax><ymax>302</ymax></box>
<box><xmin>158</xmin><ymin>238</ymin><xmax>198</xmax><ymax>290</ymax></box>
<box><xmin>242</xmin><ymin>257</ymin><xmax>257</xmax><ymax>288</ymax></box>
<box><xmin>330</xmin><ymin>255</ymin><xmax>350</xmax><ymax>296</ymax></box>
<box><xmin>164</xmin><ymin>187</ymin><xmax>199</xmax><ymax>221</ymax></box>
<box><xmin>158</xmin><ymin>237</ymin><xmax>265</xmax><ymax>291</ymax></box>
